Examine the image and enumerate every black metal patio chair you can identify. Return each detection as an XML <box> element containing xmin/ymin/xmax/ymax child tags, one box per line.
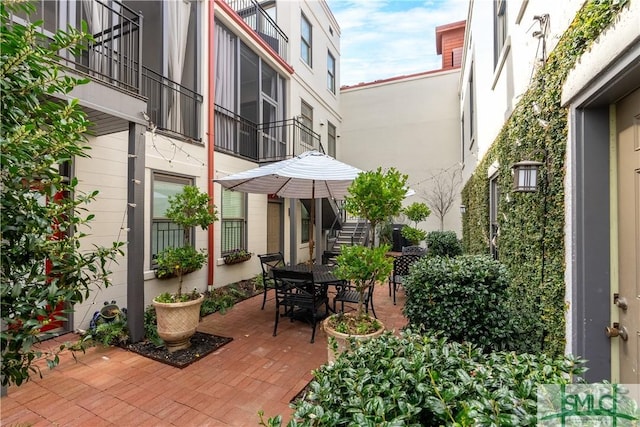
<box><xmin>333</xmin><ymin>281</ymin><xmax>377</xmax><ymax>318</ymax></box>
<box><xmin>272</xmin><ymin>268</ymin><xmax>329</xmax><ymax>343</ymax></box>
<box><xmin>389</xmin><ymin>254</ymin><xmax>423</xmax><ymax>305</ymax></box>
<box><xmin>258</xmin><ymin>252</ymin><xmax>285</xmax><ymax>310</ymax></box>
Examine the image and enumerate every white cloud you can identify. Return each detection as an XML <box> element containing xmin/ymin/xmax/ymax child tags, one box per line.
<box><xmin>327</xmin><ymin>0</ymin><xmax>468</xmax><ymax>86</ymax></box>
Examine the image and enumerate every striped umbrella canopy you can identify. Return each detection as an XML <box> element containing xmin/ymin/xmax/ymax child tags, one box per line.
<box><xmin>214</xmin><ymin>150</ymin><xmax>362</xmax><ymax>200</ymax></box>
<box><xmin>214</xmin><ymin>150</ymin><xmax>363</xmax><ymax>262</ymax></box>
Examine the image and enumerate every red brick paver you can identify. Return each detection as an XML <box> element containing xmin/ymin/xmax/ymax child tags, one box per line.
<box><xmin>1</xmin><ymin>284</ymin><xmax>407</xmax><ymax>426</ymax></box>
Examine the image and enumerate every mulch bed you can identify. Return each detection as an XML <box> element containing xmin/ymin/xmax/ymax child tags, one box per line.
<box><xmin>126</xmin><ymin>278</ymin><xmax>260</xmax><ymax>368</ymax></box>
<box><xmin>127</xmin><ymin>332</ymin><xmax>232</xmax><ymax>368</ymax></box>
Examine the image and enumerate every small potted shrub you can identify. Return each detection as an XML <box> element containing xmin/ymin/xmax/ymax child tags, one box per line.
<box><xmin>400</xmin><ymin>202</ymin><xmax>431</xmax><ymax>246</ymax></box>
<box><xmin>152</xmin><ymin>185</ymin><xmax>218</xmax><ymax>352</ymax></box>
<box><xmin>324</xmin><ymin>244</ymin><xmax>393</xmax><ymax>362</ymax></box>
<box><xmin>322</xmin><ymin>167</ymin><xmax>406</xmax><ymax>362</ymax></box>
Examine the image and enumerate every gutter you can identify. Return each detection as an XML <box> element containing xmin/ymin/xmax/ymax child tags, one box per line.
<box><xmin>207</xmin><ymin>0</ymin><xmax>215</xmax><ymax>288</ymax></box>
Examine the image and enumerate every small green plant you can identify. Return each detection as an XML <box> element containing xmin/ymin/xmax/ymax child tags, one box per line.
<box><xmin>155</xmin><ymin>246</ymin><xmax>206</xmax><ymax>279</ymax></box>
<box><xmin>403</xmin><ymin>255</ymin><xmax>513</xmax><ymax>351</ymax></box>
<box><xmin>92</xmin><ymin>321</ymin><xmax>129</xmax><ymax>347</ymax></box>
<box><xmin>334</xmin><ymin>245</ymin><xmax>393</xmax><ymax>319</ymax></box>
<box><xmin>400</xmin><ymin>202</ymin><xmax>431</xmax><ymax>245</ymax></box>
<box><xmin>426</xmin><ymin>230</ymin><xmax>462</xmax><ymax>257</ymax></box>
<box><xmin>154</xmin><ymin>288</ymin><xmax>200</xmax><ymax>304</ymax></box>
<box><xmin>200</xmin><ymin>292</ymin><xmax>236</xmax><ymax>316</ymax></box>
<box><xmin>143</xmin><ymin>306</ymin><xmax>163</xmax><ymax>348</ymax></box>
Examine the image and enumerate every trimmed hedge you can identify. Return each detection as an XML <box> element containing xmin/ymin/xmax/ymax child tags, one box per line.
<box><xmin>425</xmin><ymin>230</ymin><xmax>462</xmax><ymax>257</ymax></box>
<box><xmin>403</xmin><ymin>255</ymin><xmax>514</xmax><ymax>351</ymax></box>
<box><xmin>260</xmin><ymin>332</ymin><xmax>585</xmax><ymax>426</ymax></box>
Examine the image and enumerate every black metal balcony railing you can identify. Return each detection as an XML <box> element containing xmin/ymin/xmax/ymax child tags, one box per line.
<box><xmin>215</xmin><ymin>105</ymin><xmax>260</xmax><ymax>160</ymax></box>
<box><xmin>21</xmin><ymin>0</ymin><xmax>143</xmax><ymax>94</ymax></box>
<box><xmin>225</xmin><ymin>0</ymin><xmax>289</xmax><ymax>62</ymax></box>
<box><xmin>214</xmin><ymin>105</ymin><xmax>324</xmax><ymax>162</ymax></box>
<box><xmin>142</xmin><ymin>67</ymin><xmax>203</xmax><ymax>141</ymax></box>
<box><xmin>259</xmin><ymin>119</ymin><xmax>323</xmax><ymax>160</ymax></box>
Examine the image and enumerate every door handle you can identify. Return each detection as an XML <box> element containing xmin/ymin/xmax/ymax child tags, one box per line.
<box><xmin>605</xmin><ymin>322</ymin><xmax>628</xmax><ymax>341</ymax></box>
<box><xmin>613</xmin><ymin>293</ymin><xmax>628</xmax><ymax>310</ymax></box>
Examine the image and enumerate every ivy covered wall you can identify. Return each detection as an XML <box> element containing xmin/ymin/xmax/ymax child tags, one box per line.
<box><xmin>461</xmin><ymin>0</ymin><xmax>629</xmax><ymax>356</ymax></box>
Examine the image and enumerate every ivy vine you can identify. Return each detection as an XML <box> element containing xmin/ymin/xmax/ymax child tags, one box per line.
<box><xmin>461</xmin><ymin>0</ymin><xmax>629</xmax><ymax>356</ymax></box>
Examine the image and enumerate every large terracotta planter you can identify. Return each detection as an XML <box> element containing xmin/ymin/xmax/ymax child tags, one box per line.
<box><xmin>323</xmin><ymin>313</ymin><xmax>385</xmax><ymax>364</ymax></box>
<box><xmin>152</xmin><ymin>294</ymin><xmax>204</xmax><ymax>353</ymax></box>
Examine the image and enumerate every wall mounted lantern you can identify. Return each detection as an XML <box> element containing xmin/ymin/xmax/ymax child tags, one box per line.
<box><xmin>511</xmin><ymin>160</ymin><xmax>544</xmax><ymax>192</ymax></box>
<box><xmin>460</xmin><ymin>204</ymin><xmax>466</xmax><ymax>214</ymax></box>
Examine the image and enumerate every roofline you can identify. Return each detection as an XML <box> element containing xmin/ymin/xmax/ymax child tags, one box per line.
<box><xmin>340</xmin><ymin>68</ymin><xmax>459</xmax><ymax>91</ymax></box>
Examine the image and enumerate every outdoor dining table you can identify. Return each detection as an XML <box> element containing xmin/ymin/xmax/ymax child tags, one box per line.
<box><xmin>276</xmin><ymin>263</ymin><xmax>345</xmax><ymax>287</ymax></box>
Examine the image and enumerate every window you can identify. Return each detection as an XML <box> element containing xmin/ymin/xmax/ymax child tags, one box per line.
<box><xmin>489</xmin><ymin>175</ymin><xmax>500</xmax><ymax>259</ymax></box>
<box><xmin>327</xmin><ymin>121</ymin><xmax>336</xmax><ymax>158</ymax></box>
<box><xmin>301</xmin><ymin>13</ymin><xmax>312</xmax><ymax>66</ymax></box>
<box><xmin>152</xmin><ymin>174</ymin><xmax>193</xmax><ymax>265</ymax></box>
<box><xmin>221</xmin><ymin>189</ymin><xmax>247</xmax><ymax>253</ymax></box>
<box><xmin>493</xmin><ymin>0</ymin><xmax>507</xmax><ymax>68</ymax></box>
<box><xmin>300</xmin><ymin>100</ymin><xmax>313</xmax><ymax>146</ymax></box>
<box><xmin>301</xmin><ymin>202</ymin><xmax>310</xmax><ymax>243</ymax></box>
<box><xmin>327</xmin><ymin>51</ymin><xmax>336</xmax><ymax>93</ymax></box>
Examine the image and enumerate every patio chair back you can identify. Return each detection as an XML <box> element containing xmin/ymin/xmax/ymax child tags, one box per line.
<box><xmin>390</xmin><ymin>254</ymin><xmax>423</xmax><ymax>304</ymax></box>
<box><xmin>272</xmin><ymin>268</ymin><xmax>328</xmax><ymax>343</ymax></box>
<box><xmin>402</xmin><ymin>245</ymin><xmax>426</xmax><ymax>256</ymax></box>
<box><xmin>333</xmin><ymin>281</ymin><xmax>377</xmax><ymax>318</ymax></box>
<box><xmin>258</xmin><ymin>252</ymin><xmax>285</xmax><ymax>309</ymax></box>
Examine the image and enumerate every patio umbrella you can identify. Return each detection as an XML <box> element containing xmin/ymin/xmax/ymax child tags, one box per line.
<box><xmin>214</xmin><ymin>150</ymin><xmax>363</xmax><ymax>262</ymax></box>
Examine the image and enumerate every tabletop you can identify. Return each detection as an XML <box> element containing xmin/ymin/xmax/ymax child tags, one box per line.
<box><xmin>276</xmin><ymin>264</ymin><xmax>345</xmax><ymax>285</ymax></box>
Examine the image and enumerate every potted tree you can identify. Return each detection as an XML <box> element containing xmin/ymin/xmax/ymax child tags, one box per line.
<box><xmin>152</xmin><ymin>185</ymin><xmax>218</xmax><ymax>352</ymax></box>
<box><xmin>400</xmin><ymin>202</ymin><xmax>431</xmax><ymax>247</ymax></box>
<box><xmin>323</xmin><ymin>167</ymin><xmax>407</xmax><ymax>362</ymax></box>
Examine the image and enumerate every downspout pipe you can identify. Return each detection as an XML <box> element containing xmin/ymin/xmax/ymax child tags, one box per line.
<box><xmin>207</xmin><ymin>1</ymin><xmax>215</xmax><ymax>288</ymax></box>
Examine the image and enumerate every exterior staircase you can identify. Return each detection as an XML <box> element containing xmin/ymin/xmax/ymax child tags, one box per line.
<box><xmin>323</xmin><ymin>219</ymin><xmax>369</xmax><ymax>264</ymax></box>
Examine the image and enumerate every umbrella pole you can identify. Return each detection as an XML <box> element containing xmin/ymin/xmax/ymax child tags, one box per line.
<box><xmin>309</xmin><ymin>184</ymin><xmax>315</xmax><ymax>263</ymax></box>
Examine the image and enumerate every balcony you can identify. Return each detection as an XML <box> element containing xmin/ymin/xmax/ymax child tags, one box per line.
<box><xmin>20</xmin><ymin>0</ymin><xmax>143</xmax><ymax>95</ymax></box>
<box><xmin>141</xmin><ymin>67</ymin><xmax>203</xmax><ymax>141</ymax></box>
<box><xmin>224</xmin><ymin>0</ymin><xmax>289</xmax><ymax>62</ymax></box>
<box><xmin>214</xmin><ymin>105</ymin><xmax>324</xmax><ymax>162</ymax></box>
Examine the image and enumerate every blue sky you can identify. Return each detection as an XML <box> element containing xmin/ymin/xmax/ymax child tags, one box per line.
<box><xmin>326</xmin><ymin>0</ymin><xmax>468</xmax><ymax>87</ymax></box>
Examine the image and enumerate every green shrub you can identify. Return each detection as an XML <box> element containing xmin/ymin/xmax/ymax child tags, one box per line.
<box><xmin>143</xmin><ymin>306</ymin><xmax>163</xmax><ymax>348</ymax></box>
<box><xmin>426</xmin><ymin>230</ymin><xmax>462</xmax><ymax>257</ymax></box>
<box><xmin>92</xmin><ymin>321</ymin><xmax>129</xmax><ymax>347</ymax></box>
<box><xmin>400</xmin><ymin>226</ymin><xmax>427</xmax><ymax>246</ymax></box>
<box><xmin>260</xmin><ymin>331</ymin><xmax>585</xmax><ymax>426</ymax></box>
<box><xmin>403</xmin><ymin>255</ymin><xmax>513</xmax><ymax>351</ymax></box>
<box><xmin>200</xmin><ymin>292</ymin><xmax>236</xmax><ymax>316</ymax></box>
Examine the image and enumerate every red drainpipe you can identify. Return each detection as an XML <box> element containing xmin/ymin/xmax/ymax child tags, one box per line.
<box><xmin>207</xmin><ymin>0</ymin><xmax>215</xmax><ymax>288</ymax></box>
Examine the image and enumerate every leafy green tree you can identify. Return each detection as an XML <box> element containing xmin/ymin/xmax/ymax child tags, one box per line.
<box><xmin>343</xmin><ymin>167</ymin><xmax>408</xmax><ymax>247</ymax></box>
<box><xmin>1</xmin><ymin>2</ymin><xmax>122</xmax><ymax>388</ymax></box>
<box><xmin>154</xmin><ymin>185</ymin><xmax>218</xmax><ymax>300</ymax></box>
